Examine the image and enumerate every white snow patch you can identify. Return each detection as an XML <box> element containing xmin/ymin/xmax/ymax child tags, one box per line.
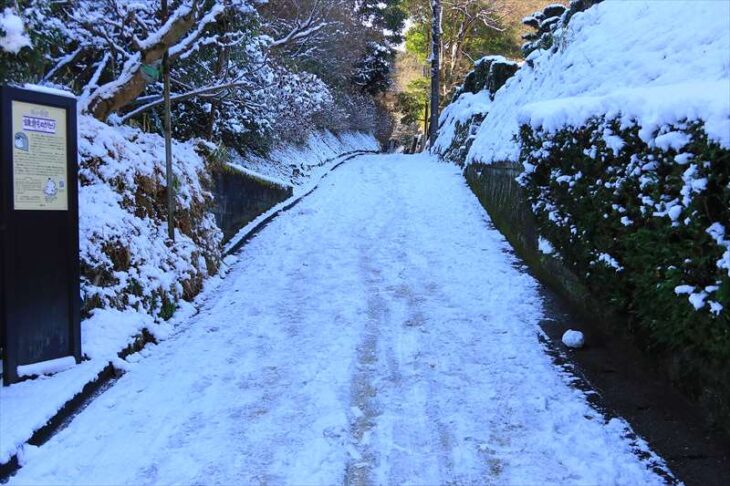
<box><xmin>667</xmin><ymin>205</ymin><xmax>683</xmax><ymax>222</ymax></box>
<box><xmin>433</xmin><ymin>90</ymin><xmax>491</xmax><ymax>155</ymax></box>
<box><xmin>17</xmin><ymin>357</ymin><xmax>77</xmax><ymax>378</ymax></box>
<box><xmin>674</xmin><ymin>285</ymin><xmax>695</xmax><ymax>295</ymax></box>
<box><xmin>21</xmin><ymin>83</ymin><xmax>76</xmax><ymax>99</ymax></box>
<box><xmin>0</xmin><ymin>8</ymin><xmax>31</xmax><ymax>53</ymax></box>
<box><xmin>538</xmin><ymin>236</ymin><xmax>556</xmax><ymax>255</ymax></box>
<box><xmin>597</xmin><ymin>252</ymin><xmax>623</xmax><ymax>272</ymax></box>
<box><xmin>688</xmin><ymin>291</ymin><xmax>708</xmax><ymax>310</ymax></box>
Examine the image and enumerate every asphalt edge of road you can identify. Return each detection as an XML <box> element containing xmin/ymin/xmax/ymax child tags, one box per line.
<box><xmin>0</xmin><ymin>150</ymin><xmax>379</xmax><ymax>482</ymax></box>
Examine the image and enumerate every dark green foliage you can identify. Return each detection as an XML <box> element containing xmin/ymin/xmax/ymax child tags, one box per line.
<box><xmin>358</xmin><ymin>0</ymin><xmax>407</xmax><ymax>45</ymax></box>
<box><xmin>352</xmin><ymin>42</ymin><xmax>394</xmax><ymax>95</ymax></box>
<box><xmin>159</xmin><ymin>296</ymin><xmax>177</xmax><ymax>321</ymax></box>
<box><xmin>468</xmin><ymin>58</ymin><xmax>493</xmax><ymax>93</ymax></box>
<box><xmin>519</xmin><ymin>118</ymin><xmax>730</xmax><ymax>420</ymax></box>
<box><xmin>486</xmin><ymin>61</ymin><xmax>519</xmax><ymax>97</ymax></box>
<box><xmin>461</xmin><ymin>70</ymin><xmax>477</xmax><ymax>94</ymax></box>
<box><xmin>457</xmin><ymin>56</ymin><xmax>519</xmax><ymax>100</ymax></box>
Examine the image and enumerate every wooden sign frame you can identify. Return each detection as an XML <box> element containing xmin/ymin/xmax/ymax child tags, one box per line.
<box><xmin>0</xmin><ymin>86</ymin><xmax>81</xmax><ymax>385</ymax></box>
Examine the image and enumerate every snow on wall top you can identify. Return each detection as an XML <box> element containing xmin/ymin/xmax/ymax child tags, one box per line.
<box><xmin>433</xmin><ymin>90</ymin><xmax>491</xmax><ymax>155</ymax></box>
<box><xmin>465</xmin><ymin>0</ymin><xmax>730</xmax><ymax>165</ymax></box>
<box><xmin>232</xmin><ymin>130</ymin><xmax>379</xmax><ymax>189</ymax></box>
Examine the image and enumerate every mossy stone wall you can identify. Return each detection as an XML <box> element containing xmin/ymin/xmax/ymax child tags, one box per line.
<box><xmin>212</xmin><ymin>168</ymin><xmax>293</xmax><ymax>243</ymax></box>
<box><xmin>464</xmin><ymin>162</ymin><xmax>595</xmax><ymax>317</ymax></box>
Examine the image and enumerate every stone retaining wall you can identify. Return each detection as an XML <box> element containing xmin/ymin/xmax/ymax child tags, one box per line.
<box><xmin>212</xmin><ymin>167</ymin><xmax>293</xmax><ymax>243</ymax></box>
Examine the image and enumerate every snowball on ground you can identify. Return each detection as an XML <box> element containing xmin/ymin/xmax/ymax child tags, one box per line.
<box><xmin>562</xmin><ymin>329</ymin><xmax>585</xmax><ymax>349</ymax></box>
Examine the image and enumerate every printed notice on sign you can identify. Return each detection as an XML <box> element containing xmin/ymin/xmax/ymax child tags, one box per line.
<box><xmin>12</xmin><ymin>101</ymin><xmax>68</xmax><ymax>211</ymax></box>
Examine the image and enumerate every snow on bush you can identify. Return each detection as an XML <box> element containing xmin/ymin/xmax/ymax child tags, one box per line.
<box><xmin>79</xmin><ymin>115</ymin><xmax>222</xmax><ymax>319</ymax></box>
<box><xmin>432</xmin><ymin>91</ymin><xmax>490</xmax><ymax>164</ymax></box>
<box><xmin>436</xmin><ymin>0</ymin><xmax>730</xmax><ymax>319</ymax></box>
<box><xmin>433</xmin><ymin>0</ymin><xmax>730</xmax><ymax>419</ymax></box>
<box><xmin>453</xmin><ymin>0</ymin><xmax>730</xmax><ymax>165</ymax></box>
<box><xmin>0</xmin><ymin>7</ymin><xmax>31</xmax><ymax>53</ymax></box>
<box><xmin>538</xmin><ymin>236</ymin><xmax>555</xmax><ymax>255</ymax></box>
<box><xmin>433</xmin><ymin>55</ymin><xmax>520</xmax><ymax>164</ymax></box>
<box><xmin>519</xmin><ymin>117</ymin><xmax>730</xmax><ymax>388</ymax></box>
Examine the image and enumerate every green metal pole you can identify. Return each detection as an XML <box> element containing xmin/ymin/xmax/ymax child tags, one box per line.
<box><xmin>162</xmin><ymin>0</ymin><xmax>174</xmax><ymax>241</ymax></box>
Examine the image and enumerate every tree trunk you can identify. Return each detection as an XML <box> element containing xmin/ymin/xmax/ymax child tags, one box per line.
<box><xmin>206</xmin><ymin>45</ymin><xmax>230</xmax><ymax>140</ymax></box>
<box><xmin>429</xmin><ymin>0</ymin><xmax>441</xmax><ymax>144</ymax></box>
<box><xmin>88</xmin><ymin>3</ymin><xmax>201</xmax><ymax>121</ymax></box>
<box><xmin>448</xmin><ymin>17</ymin><xmax>468</xmax><ymax>90</ymax></box>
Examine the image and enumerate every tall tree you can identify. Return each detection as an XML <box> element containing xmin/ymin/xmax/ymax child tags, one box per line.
<box><xmin>4</xmin><ymin>0</ymin><xmax>401</xmax><ymax>153</ymax></box>
<box><xmin>400</xmin><ymin>0</ymin><xmax>541</xmax><ymax>101</ymax></box>
<box><xmin>429</xmin><ymin>0</ymin><xmax>441</xmax><ymax>143</ymax></box>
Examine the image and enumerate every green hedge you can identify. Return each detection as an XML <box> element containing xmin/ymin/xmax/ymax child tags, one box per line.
<box><xmin>518</xmin><ymin>118</ymin><xmax>730</xmax><ymax>422</ymax></box>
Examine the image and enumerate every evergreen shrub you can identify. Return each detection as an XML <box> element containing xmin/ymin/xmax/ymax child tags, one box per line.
<box><xmin>519</xmin><ymin>118</ymin><xmax>730</xmax><ymax>422</ymax></box>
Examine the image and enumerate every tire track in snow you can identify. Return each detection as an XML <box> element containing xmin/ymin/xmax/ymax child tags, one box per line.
<box><xmin>345</xmin><ymin>163</ymin><xmax>400</xmax><ymax>484</ymax></box>
<box><xmin>345</xmin><ymin>253</ymin><xmax>385</xmax><ymax>485</ymax></box>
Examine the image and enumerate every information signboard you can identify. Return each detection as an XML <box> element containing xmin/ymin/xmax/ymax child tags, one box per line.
<box><xmin>12</xmin><ymin>101</ymin><xmax>69</xmax><ymax>211</ymax></box>
<box><xmin>1</xmin><ymin>86</ymin><xmax>81</xmax><ymax>385</ymax></box>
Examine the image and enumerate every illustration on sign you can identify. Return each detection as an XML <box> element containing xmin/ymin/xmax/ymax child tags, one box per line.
<box><xmin>14</xmin><ymin>131</ymin><xmax>28</xmax><ymax>151</ymax></box>
<box><xmin>11</xmin><ymin>101</ymin><xmax>68</xmax><ymax>211</ymax></box>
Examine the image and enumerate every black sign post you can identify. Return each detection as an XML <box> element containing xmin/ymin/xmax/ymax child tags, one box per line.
<box><xmin>1</xmin><ymin>86</ymin><xmax>81</xmax><ymax>385</ymax></box>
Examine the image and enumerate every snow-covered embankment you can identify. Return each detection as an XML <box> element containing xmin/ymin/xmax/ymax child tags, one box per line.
<box><xmin>434</xmin><ymin>0</ymin><xmax>730</xmax><ymax>433</ymax></box>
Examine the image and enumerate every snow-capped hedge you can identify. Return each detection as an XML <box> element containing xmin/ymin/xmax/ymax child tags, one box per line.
<box><xmin>79</xmin><ymin>116</ymin><xmax>222</xmax><ymax>319</ymax></box>
<box><xmin>437</xmin><ymin>0</ymin><xmax>730</xmax><ymax>320</ymax></box>
<box><xmin>520</xmin><ymin>117</ymin><xmax>729</xmax><ymax>344</ymax></box>
<box><xmin>434</xmin><ymin>0</ymin><xmax>730</xmax><ymax>425</ymax></box>
<box><xmin>459</xmin><ymin>0</ymin><xmax>730</xmax><ymax>166</ymax></box>
<box><xmin>432</xmin><ymin>91</ymin><xmax>488</xmax><ymax>165</ymax></box>
<box><xmin>434</xmin><ymin>56</ymin><xmax>518</xmax><ymax>163</ymax></box>
<box><xmin>518</xmin><ymin>117</ymin><xmax>730</xmax><ymax>420</ymax></box>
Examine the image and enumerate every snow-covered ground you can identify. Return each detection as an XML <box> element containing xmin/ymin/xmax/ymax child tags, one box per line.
<box><xmin>0</xmin><ymin>128</ymin><xmax>377</xmax><ymax>466</ymax></box>
<box><xmin>8</xmin><ymin>154</ymin><xmax>668</xmax><ymax>484</ymax></box>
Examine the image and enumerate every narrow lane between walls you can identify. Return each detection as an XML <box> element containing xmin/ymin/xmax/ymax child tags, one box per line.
<box><xmin>10</xmin><ymin>153</ymin><xmax>670</xmax><ymax>485</ymax></box>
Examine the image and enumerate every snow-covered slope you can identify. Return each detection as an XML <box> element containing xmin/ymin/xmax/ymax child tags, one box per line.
<box><xmin>458</xmin><ymin>0</ymin><xmax>730</xmax><ymax>164</ymax></box>
<box><xmin>432</xmin><ymin>90</ymin><xmax>491</xmax><ymax>156</ymax></box>
<box><xmin>230</xmin><ymin>130</ymin><xmax>379</xmax><ymax>189</ymax></box>
<box><xmin>79</xmin><ymin>115</ymin><xmax>222</xmax><ymax>317</ymax></box>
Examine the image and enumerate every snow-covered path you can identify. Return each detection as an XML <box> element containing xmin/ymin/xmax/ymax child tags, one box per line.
<box><xmin>11</xmin><ymin>154</ymin><xmax>667</xmax><ymax>485</ymax></box>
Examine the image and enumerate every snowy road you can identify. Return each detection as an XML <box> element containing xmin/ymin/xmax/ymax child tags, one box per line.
<box><xmin>11</xmin><ymin>154</ymin><xmax>667</xmax><ymax>485</ymax></box>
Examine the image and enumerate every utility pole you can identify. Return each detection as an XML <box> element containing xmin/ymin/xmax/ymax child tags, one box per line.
<box><xmin>423</xmin><ymin>100</ymin><xmax>429</xmax><ymax>152</ymax></box>
<box><xmin>429</xmin><ymin>0</ymin><xmax>441</xmax><ymax>145</ymax></box>
<box><xmin>162</xmin><ymin>0</ymin><xmax>175</xmax><ymax>241</ymax></box>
